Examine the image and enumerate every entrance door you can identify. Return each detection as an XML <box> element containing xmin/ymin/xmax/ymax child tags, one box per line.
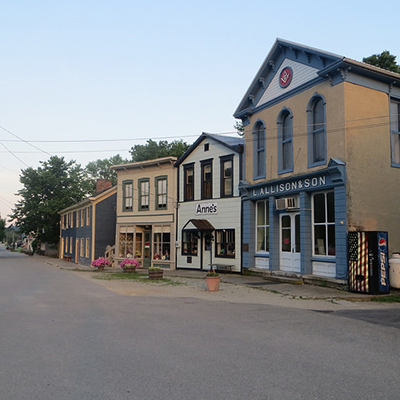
<box><xmin>203</xmin><ymin>232</ymin><xmax>213</xmax><ymax>270</ymax></box>
<box><xmin>143</xmin><ymin>230</ymin><xmax>151</xmax><ymax>268</ymax></box>
<box><xmin>280</xmin><ymin>213</ymin><xmax>300</xmax><ymax>273</ymax></box>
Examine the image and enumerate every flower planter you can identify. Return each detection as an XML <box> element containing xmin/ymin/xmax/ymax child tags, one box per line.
<box><xmin>149</xmin><ymin>270</ymin><xmax>163</xmax><ymax>280</ymax></box>
<box><xmin>122</xmin><ymin>267</ymin><xmax>137</xmax><ymax>273</ymax></box>
<box><xmin>97</xmin><ymin>265</ymin><xmax>105</xmax><ymax>271</ymax></box>
<box><xmin>205</xmin><ymin>276</ymin><xmax>220</xmax><ymax>292</ymax></box>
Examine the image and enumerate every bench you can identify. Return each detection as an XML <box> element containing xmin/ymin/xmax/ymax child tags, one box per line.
<box><xmin>64</xmin><ymin>256</ymin><xmax>72</xmax><ymax>262</ymax></box>
<box><xmin>209</xmin><ymin>264</ymin><xmax>234</xmax><ymax>273</ymax></box>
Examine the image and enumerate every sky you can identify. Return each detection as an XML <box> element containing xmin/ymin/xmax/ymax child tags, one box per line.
<box><xmin>1</xmin><ymin>0</ymin><xmax>400</xmax><ymax>224</ymax></box>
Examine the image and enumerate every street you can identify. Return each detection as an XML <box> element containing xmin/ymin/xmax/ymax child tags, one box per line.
<box><xmin>0</xmin><ymin>246</ymin><xmax>399</xmax><ymax>400</ymax></box>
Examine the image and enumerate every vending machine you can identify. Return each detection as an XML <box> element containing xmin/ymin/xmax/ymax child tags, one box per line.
<box><xmin>348</xmin><ymin>231</ymin><xmax>389</xmax><ymax>294</ymax></box>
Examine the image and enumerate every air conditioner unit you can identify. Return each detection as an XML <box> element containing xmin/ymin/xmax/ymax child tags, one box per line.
<box><xmin>275</xmin><ymin>197</ymin><xmax>297</xmax><ymax>210</ymax></box>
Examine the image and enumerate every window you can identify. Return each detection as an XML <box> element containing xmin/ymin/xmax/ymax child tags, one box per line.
<box><xmin>70</xmin><ymin>213</ymin><xmax>73</xmax><ymax>228</ymax></box>
<box><xmin>308</xmin><ymin>95</ymin><xmax>326</xmax><ymax>166</ymax></box>
<box><xmin>184</xmin><ymin>164</ymin><xmax>194</xmax><ymax>201</ymax></box>
<box><xmin>313</xmin><ymin>191</ymin><xmax>335</xmax><ymax>256</ymax></box>
<box><xmin>86</xmin><ymin>207</ymin><xmax>90</xmax><ymax>226</ymax></box>
<box><xmin>85</xmin><ymin>238</ymin><xmax>90</xmax><ymax>258</ymax></box>
<box><xmin>123</xmin><ymin>180</ymin><xmax>133</xmax><ymax>211</ymax></box>
<box><xmin>182</xmin><ymin>230</ymin><xmax>198</xmax><ymax>256</ymax></box>
<box><xmin>76</xmin><ymin>211</ymin><xmax>79</xmax><ymax>227</ymax></box>
<box><xmin>390</xmin><ymin>99</ymin><xmax>400</xmax><ymax>166</ymax></box>
<box><xmin>80</xmin><ymin>238</ymin><xmax>84</xmax><ymax>257</ymax></box>
<box><xmin>256</xmin><ymin>200</ymin><xmax>269</xmax><ymax>252</ymax></box>
<box><xmin>153</xmin><ymin>228</ymin><xmax>171</xmax><ymax>260</ymax></box>
<box><xmin>155</xmin><ymin>176</ymin><xmax>167</xmax><ymax>209</ymax></box>
<box><xmin>139</xmin><ymin>179</ymin><xmax>150</xmax><ymax>210</ymax></box>
<box><xmin>80</xmin><ymin>209</ymin><xmax>84</xmax><ymax>226</ymax></box>
<box><xmin>253</xmin><ymin>121</ymin><xmax>266</xmax><ymax>179</ymax></box>
<box><xmin>65</xmin><ymin>236</ymin><xmax>69</xmax><ymax>253</ymax></box>
<box><xmin>70</xmin><ymin>237</ymin><xmax>73</xmax><ymax>253</ymax></box>
<box><xmin>278</xmin><ymin>109</ymin><xmax>293</xmax><ymax>173</ymax></box>
<box><xmin>204</xmin><ymin>143</ymin><xmax>209</xmax><ymax>151</ymax></box>
<box><xmin>215</xmin><ymin>229</ymin><xmax>235</xmax><ymax>258</ymax></box>
<box><xmin>220</xmin><ymin>155</ymin><xmax>233</xmax><ymax>197</ymax></box>
<box><xmin>201</xmin><ymin>160</ymin><xmax>212</xmax><ymax>199</ymax></box>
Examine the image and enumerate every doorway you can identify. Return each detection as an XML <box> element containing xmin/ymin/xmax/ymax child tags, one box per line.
<box><xmin>280</xmin><ymin>213</ymin><xmax>300</xmax><ymax>273</ymax></box>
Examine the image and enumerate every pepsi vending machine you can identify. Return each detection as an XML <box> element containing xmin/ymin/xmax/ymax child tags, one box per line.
<box><xmin>348</xmin><ymin>231</ymin><xmax>389</xmax><ymax>294</ymax></box>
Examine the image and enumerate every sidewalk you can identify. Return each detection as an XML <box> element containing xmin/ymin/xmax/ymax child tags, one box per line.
<box><xmin>36</xmin><ymin>255</ymin><xmax>400</xmax><ymax>301</ymax></box>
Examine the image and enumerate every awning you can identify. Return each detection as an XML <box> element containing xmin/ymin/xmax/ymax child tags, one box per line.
<box><xmin>183</xmin><ymin>219</ymin><xmax>215</xmax><ymax>231</ymax></box>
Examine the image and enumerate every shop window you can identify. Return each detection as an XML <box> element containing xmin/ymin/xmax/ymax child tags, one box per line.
<box><xmin>70</xmin><ymin>236</ymin><xmax>73</xmax><ymax>253</ymax></box>
<box><xmin>155</xmin><ymin>176</ymin><xmax>167</xmax><ymax>209</ymax></box>
<box><xmin>153</xmin><ymin>229</ymin><xmax>171</xmax><ymax>260</ymax></box>
<box><xmin>220</xmin><ymin>155</ymin><xmax>233</xmax><ymax>197</ymax></box>
<box><xmin>119</xmin><ymin>229</ymin><xmax>134</xmax><ymax>258</ymax></box>
<box><xmin>307</xmin><ymin>95</ymin><xmax>326</xmax><ymax>166</ymax></box>
<box><xmin>182</xmin><ymin>230</ymin><xmax>198</xmax><ymax>256</ymax></box>
<box><xmin>80</xmin><ymin>238</ymin><xmax>84</xmax><ymax>257</ymax></box>
<box><xmin>390</xmin><ymin>99</ymin><xmax>400</xmax><ymax>166</ymax></box>
<box><xmin>123</xmin><ymin>180</ymin><xmax>133</xmax><ymax>211</ymax></box>
<box><xmin>139</xmin><ymin>179</ymin><xmax>150</xmax><ymax>210</ymax></box>
<box><xmin>201</xmin><ymin>159</ymin><xmax>213</xmax><ymax>199</ymax></box>
<box><xmin>85</xmin><ymin>238</ymin><xmax>90</xmax><ymax>258</ymax></box>
<box><xmin>256</xmin><ymin>200</ymin><xmax>269</xmax><ymax>252</ymax></box>
<box><xmin>184</xmin><ymin>164</ymin><xmax>194</xmax><ymax>201</ymax></box>
<box><xmin>313</xmin><ymin>191</ymin><xmax>335</xmax><ymax>256</ymax></box>
<box><xmin>65</xmin><ymin>236</ymin><xmax>69</xmax><ymax>253</ymax></box>
<box><xmin>253</xmin><ymin>120</ymin><xmax>266</xmax><ymax>179</ymax></box>
<box><xmin>215</xmin><ymin>229</ymin><xmax>235</xmax><ymax>258</ymax></box>
<box><xmin>278</xmin><ymin>108</ymin><xmax>293</xmax><ymax>173</ymax></box>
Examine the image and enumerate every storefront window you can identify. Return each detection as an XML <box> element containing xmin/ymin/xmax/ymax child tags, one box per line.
<box><xmin>182</xmin><ymin>230</ymin><xmax>198</xmax><ymax>256</ymax></box>
<box><xmin>119</xmin><ymin>230</ymin><xmax>134</xmax><ymax>257</ymax></box>
<box><xmin>153</xmin><ymin>230</ymin><xmax>170</xmax><ymax>260</ymax></box>
<box><xmin>256</xmin><ymin>200</ymin><xmax>269</xmax><ymax>252</ymax></box>
<box><xmin>215</xmin><ymin>229</ymin><xmax>235</xmax><ymax>258</ymax></box>
<box><xmin>313</xmin><ymin>191</ymin><xmax>335</xmax><ymax>256</ymax></box>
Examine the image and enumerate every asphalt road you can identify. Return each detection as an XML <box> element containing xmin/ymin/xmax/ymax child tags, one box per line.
<box><xmin>1</xmin><ymin>246</ymin><xmax>399</xmax><ymax>400</ymax></box>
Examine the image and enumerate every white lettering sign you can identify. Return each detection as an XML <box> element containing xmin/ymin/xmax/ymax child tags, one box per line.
<box><xmin>195</xmin><ymin>202</ymin><xmax>218</xmax><ymax>215</ymax></box>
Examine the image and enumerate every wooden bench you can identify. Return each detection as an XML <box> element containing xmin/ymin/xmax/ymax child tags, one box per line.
<box><xmin>64</xmin><ymin>256</ymin><xmax>72</xmax><ymax>262</ymax></box>
<box><xmin>209</xmin><ymin>264</ymin><xmax>234</xmax><ymax>273</ymax></box>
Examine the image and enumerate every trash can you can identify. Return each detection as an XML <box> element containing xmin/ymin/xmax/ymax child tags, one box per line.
<box><xmin>389</xmin><ymin>253</ymin><xmax>400</xmax><ymax>289</ymax></box>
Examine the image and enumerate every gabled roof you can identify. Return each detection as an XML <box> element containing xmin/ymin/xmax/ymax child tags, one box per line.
<box><xmin>111</xmin><ymin>156</ymin><xmax>177</xmax><ymax>171</ymax></box>
<box><xmin>174</xmin><ymin>132</ymin><xmax>244</xmax><ymax>167</ymax></box>
<box><xmin>234</xmin><ymin>38</ymin><xmax>400</xmax><ymax>124</ymax></box>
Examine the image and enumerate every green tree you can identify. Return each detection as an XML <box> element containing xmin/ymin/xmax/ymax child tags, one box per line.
<box><xmin>129</xmin><ymin>139</ymin><xmax>190</xmax><ymax>162</ymax></box>
<box><xmin>363</xmin><ymin>51</ymin><xmax>400</xmax><ymax>73</ymax></box>
<box><xmin>234</xmin><ymin>120</ymin><xmax>244</xmax><ymax>137</ymax></box>
<box><xmin>10</xmin><ymin>156</ymin><xmax>91</xmax><ymax>244</ymax></box>
<box><xmin>0</xmin><ymin>218</ymin><xmax>5</xmax><ymax>241</ymax></box>
<box><xmin>85</xmin><ymin>154</ymin><xmax>128</xmax><ymax>192</ymax></box>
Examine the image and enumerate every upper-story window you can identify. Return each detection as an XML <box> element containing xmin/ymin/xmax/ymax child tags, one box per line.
<box><xmin>155</xmin><ymin>176</ymin><xmax>167</xmax><ymax>209</ymax></box>
<box><xmin>220</xmin><ymin>155</ymin><xmax>233</xmax><ymax>197</ymax></box>
<box><xmin>201</xmin><ymin>159</ymin><xmax>213</xmax><ymax>199</ymax></box>
<box><xmin>390</xmin><ymin>99</ymin><xmax>400</xmax><ymax>166</ymax></box>
<box><xmin>278</xmin><ymin>108</ymin><xmax>293</xmax><ymax>173</ymax></box>
<box><xmin>253</xmin><ymin>121</ymin><xmax>266</xmax><ymax>179</ymax></box>
<box><xmin>86</xmin><ymin>207</ymin><xmax>90</xmax><ymax>226</ymax></box>
<box><xmin>307</xmin><ymin>95</ymin><xmax>326</xmax><ymax>166</ymax></box>
<box><xmin>139</xmin><ymin>178</ymin><xmax>150</xmax><ymax>210</ymax></box>
<box><xmin>123</xmin><ymin>180</ymin><xmax>133</xmax><ymax>211</ymax></box>
<box><xmin>80</xmin><ymin>209</ymin><xmax>84</xmax><ymax>226</ymax></box>
<box><xmin>183</xmin><ymin>164</ymin><xmax>194</xmax><ymax>201</ymax></box>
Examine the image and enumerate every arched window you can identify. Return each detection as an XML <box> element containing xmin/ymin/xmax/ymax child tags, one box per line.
<box><xmin>277</xmin><ymin>108</ymin><xmax>293</xmax><ymax>173</ymax></box>
<box><xmin>307</xmin><ymin>95</ymin><xmax>326</xmax><ymax>166</ymax></box>
<box><xmin>253</xmin><ymin>120</ymin><xmax>266</xmax><ymax>179</ymax></box>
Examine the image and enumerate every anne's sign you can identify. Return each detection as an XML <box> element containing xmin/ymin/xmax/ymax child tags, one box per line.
<box><xmin>195</xmin><ymin>202</ymin><xmax>218</xmax><ymax>215</ymax></box>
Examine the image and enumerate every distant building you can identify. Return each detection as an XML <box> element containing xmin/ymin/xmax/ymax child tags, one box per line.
<box><xmin>59</xmin><ymin>181</ymin><xmax>116</xmax><ymax>266</ymax></box>
<box><xmin>234</xmin><ymin>39</ymin><xmax>400</xmax><ymax>280</ymax></box>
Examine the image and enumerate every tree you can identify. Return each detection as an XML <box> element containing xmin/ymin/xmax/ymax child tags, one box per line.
<box><xmin>234</xmin><ymin>120</ymin><xmax>244</xmax><ymax>137</ymax></box>
<box><xmin>85</xmin><ymin>154</ymin><xmax>129</xmax><ymax>192</ymax></box>
<box><xmin>363</xmin><ymin>51</ymin><xmax>400</xmax><ymax>73</ymax></box>
<box><xmin>0</xmin><ymin>218</ymin><xmax>5</xmax><ymax>241</ymax></box>
<box><xmin>129</xmin><ymin>139</ymin><xmax>190</xmax><ymax>162</ymax></box>
<box><xmin>10</xmin><ymin>156</ymin><xmax>91</xmax><ymax>244</ymax></box>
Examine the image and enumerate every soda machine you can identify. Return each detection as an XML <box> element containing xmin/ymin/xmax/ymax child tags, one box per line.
<box><xmin>348</xmin><ymin>231</ymin><xmax>390</xmax><ymax>294</ymax></box>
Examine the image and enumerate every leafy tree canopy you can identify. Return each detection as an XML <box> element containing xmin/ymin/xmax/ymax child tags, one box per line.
<box><xmin>85</xmin><ymin>154</ymin><xmax>129</xmax><ymax>193</ymax></box>
<box><xmin>234</xmin><ymin>120</ymin><xmax>244</xmax><ymax>137</ymax></box>
<box><xmin>129</xmin><ymin>139</ymin><xmax>190</xmax><ymax>162</ymax></box>
<box><xmin>363</xmin><ymin>51</ymin><xmax>400</xmax><ymax>73</ymax></box>
<box><xmin>10</xmin><ymin>156</ymin><xmax>91</xmax><ymax>244</ymax></box>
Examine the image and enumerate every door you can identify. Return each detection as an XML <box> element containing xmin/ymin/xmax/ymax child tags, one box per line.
<box><xmin>143</xmin><ymin>230</ymin><xmax>151</xmax><ymax>268</ymax></box>
<box><xmin>280</xmin><ymin>213</ymin><xmax>301</xmax><ymax>273</ymax></box>
<box><xmin>202</xmin><ymin>232</ymin><xmax>213</xmax><ymax>270</ymax></box>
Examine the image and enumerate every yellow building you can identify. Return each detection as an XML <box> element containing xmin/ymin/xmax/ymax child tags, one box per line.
<box><xmin>234</xmin><ymin>39</ymin><xmax>400</xmax><ymax>282</ymax></box>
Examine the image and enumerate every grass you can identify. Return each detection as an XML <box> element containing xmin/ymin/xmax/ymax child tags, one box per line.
<box><xmin>92</xmin><ymin>272</ymin><xmax>185</xmax><ymax>286</ymax></box>
<box><xmin>371</xmin><ymin>295</ymin><xmax>400</xmax><ymax>303</ymax></box>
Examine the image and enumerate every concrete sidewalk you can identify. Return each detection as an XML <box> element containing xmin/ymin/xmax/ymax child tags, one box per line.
<box><xmin>35</xmin><ymin>255</ymin><xmax>400</xmax><ymax>301</ymax></box>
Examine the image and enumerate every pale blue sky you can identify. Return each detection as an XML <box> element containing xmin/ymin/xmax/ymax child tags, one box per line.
<box><xmin>1</xmin><ymin>0</ymin><xmax>399</xmax><ymax>220</ymax></box>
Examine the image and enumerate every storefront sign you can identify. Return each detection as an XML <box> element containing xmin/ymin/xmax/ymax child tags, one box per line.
<box><xmin>195</xmin><ymin>202</ymin><xmax>218</xmax><ymax>215</ymax></box>
<box><xmin>251</xmin><ymin>176</ymin><xmax>327</xmax><ymax>198</ymax></box>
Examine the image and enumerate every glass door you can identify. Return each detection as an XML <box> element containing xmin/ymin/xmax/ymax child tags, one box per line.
<box><xmin>280</xmin><ymin>213</ymin><xmax>301</xmax><ymax>272</ymax></box>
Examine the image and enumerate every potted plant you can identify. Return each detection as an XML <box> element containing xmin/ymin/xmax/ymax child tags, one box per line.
<box><xmin>205</xmin><ymin>269</ymin><xmax>220</xmax><ymax>292</ymax></box>
<box><xmin>91</xmin><ymin>257</ymin><xmax>109</xmax><ymax>271</ymax></box>
<box><xmin>120</xmin><ymin>258</ymin><xmax>141</xmax><ymax>273</ymax></box>
<box><xmin>148</xmin><ymin>266</ymin><xmax>163</xmax><ymax>280</ymax></box>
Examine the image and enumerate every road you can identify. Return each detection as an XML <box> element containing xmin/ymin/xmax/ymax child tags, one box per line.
<box><xmin>0</xmin><ymin>246</ymin><xmax>399</xmax><ymax>400</ymax></box>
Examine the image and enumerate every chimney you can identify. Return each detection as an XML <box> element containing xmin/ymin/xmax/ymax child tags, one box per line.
<box><xmin>96</xmin><ymin>179</ymin><xmax>112</xmax><ymax>194</ymax></box>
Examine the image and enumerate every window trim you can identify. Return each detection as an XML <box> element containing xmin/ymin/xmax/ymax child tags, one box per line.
<box><xmin>277</xmin><ymin>108</ymin><xmax>293</xmax><ymax>174</ymax></box>
<box><xmin>256</xmin><ymin>199</ymin><xmax>270</xmax><ymax>253</ymax></box>
<box><xmin>253</xmin><ymin>120</ymin><xmax>266</xmax><ymax>180</ymax></box>
<box><xmin>307</xmin><ymin>94</ymin><xmax>327</xmax><ymax>167</ymax></box>
<box><xmin>155</xmin><ymin>175</ymin><xmax>168</xmax><ymax>210</ymax></box>
<box><xmin>183</xmin><ymin>163</ymin><xmax>194</xmax><ymax>201</ymax></box>
<box><xmin>215</xmin><ymin>229</ymin><xmax>235</xmax><ymax>258</ymax></box>
<box><xmin>201</xmin><ymin>159</ymin><xmax>213</xmax><ymax>200</ymax></box>
<box><xmin>122</xmin><ymin>180</ymin><xmax>134</xmax><ymax>212</ymax></box>
<box><xmin>181</xmin><ymin>229</ymin><xmax>198</xmax><ymax>256</ymax></box>
<box><xmin>138</xmin><ymin>178</ymin><xmax>150</xmax><ymax>211</ymax></box>
<box><xmin>220</xmin><ymin>154</ymin><xmax>234</xmax><ymax>198</ymax></box>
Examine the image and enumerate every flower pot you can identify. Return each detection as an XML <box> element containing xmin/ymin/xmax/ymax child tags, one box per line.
<box><xmin>205</xmin><ymin>276</ymin><xmax>220</xmax><ymax>292</ymax></box>
<box><xmin>97</xmin><ymin>265</ymin><xmax>105</xmax><ymax>271</ymax></box>
<box><xmin>122</xmin><ymin>267</ymin><xmax>137</xmax><ymax>273</ymax></box>
<box><xmin>149</xmin><ymin>270</ymin><xmax>163</xmax><ymax>279</ymax></box>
